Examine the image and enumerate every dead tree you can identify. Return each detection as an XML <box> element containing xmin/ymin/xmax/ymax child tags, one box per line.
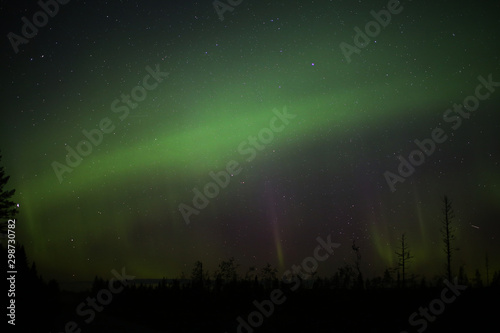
<box><xmin>352</xmin><ymin>240</ymin><xmax>363</xmax><ymax>289</ymax></box>
<box><xmin>441</xmin><ymin>196</ymin><xmax>455</xmax><ymax>281</ymax></box>
<box><xmin>395</xmin><ymin>233</ymin><xmax>413</xmax><ymax>288</ymax></box>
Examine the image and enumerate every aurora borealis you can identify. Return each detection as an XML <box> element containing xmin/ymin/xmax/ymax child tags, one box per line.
<box><xmin>1</xmin><ymin>0</ymin><xmax>499</xmax><ymax>288</ymax></box>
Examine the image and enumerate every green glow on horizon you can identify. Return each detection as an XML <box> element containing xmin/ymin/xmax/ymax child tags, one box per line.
<box><xmin>2</xmin><ymin>1</ymin><xmax>498</xmax><ymax>283</ymax></box>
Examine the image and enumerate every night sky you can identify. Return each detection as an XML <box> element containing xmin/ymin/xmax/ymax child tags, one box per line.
<box><xmin>1</xmin><ymin>0</ymin><xmax>499</xmax><ymax>287</ymax></box>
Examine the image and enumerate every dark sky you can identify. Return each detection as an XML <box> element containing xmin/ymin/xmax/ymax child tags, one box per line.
<box><xmin>1</xmin><ymin>0</ymin><xmax>499</xmax><ymax>286</ymax></box>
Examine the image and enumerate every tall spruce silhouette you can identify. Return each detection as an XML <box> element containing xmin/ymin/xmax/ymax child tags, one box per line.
<box><xmin>441</xmin><ymin>196</ymin><xmax>455</xmax><ymax>281</ymax></box>
<box><xmin>0</xmin><ymin>152</ymin><xmax>18</xmax><ymax>234</ymax></box>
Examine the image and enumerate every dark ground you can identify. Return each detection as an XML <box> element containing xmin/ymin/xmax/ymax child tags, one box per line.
<box><xmin>33</xmin><ymin>284</ymin><xmax>498</xmax><ymax>332</ymax></box>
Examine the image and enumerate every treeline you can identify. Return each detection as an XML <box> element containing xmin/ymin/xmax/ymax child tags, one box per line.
<box><xmin>82</xmin><ymin>257</ymin><xmax>500</xmax><ymax>332</ymax></box>
<box><xmin>2</xmin><ymin>242</ymin><xmax>499</xmax><ymax>333</ymax></box>
<box><xmin>90</xmin><ymin>257</ymin><xmax>500</xmax><ymax>295</ymax></box>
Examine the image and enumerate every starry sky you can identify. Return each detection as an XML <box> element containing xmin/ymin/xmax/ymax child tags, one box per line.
<box><xmin>1</xmin><ymin>0</ymin><xmax>499</xmax><ymax>286</ymax></box>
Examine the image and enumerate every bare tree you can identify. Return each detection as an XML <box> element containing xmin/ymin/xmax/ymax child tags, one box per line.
<box><xmin>441</xmin><ymin>196</ymin><xmax>455</xmax><ymax>281</ymax></box>
<box><xmin>395</xmin><ymin>233</ymin><xmax>413</xmax><ymax>288</ymax></box>
<box><xmin>352</xmin><ymin>240</ymin><xmax>363</xmax><ymax>289</ymax></box>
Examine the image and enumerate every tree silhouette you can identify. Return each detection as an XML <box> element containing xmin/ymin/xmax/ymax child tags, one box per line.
<box><xmin>214</xmin><ymin>257</ymin><xmax>239</xmax><ymax>292</ymax></box>
<box><xmin>382</xmin><ymin>268</ymin><xmax>394</xmax><ymax>288</ymax></box>
<box><xmin>395</xmin><ymin>233</ymin><xmax>413</xmax><ymax>288</ymax></box>
<box><xmin>0</xmin><ymin>152</ymin><xmax>18</xmax><ymax>234</ymax></box>
<box><xmin>441</xmin><ymin>195</ymin><xmax>455</xmax><ymax>281</ymax></box>
<box><xmin>8</xmin><ymin>243</ymin><xmax>57</xmax><ymax>331</ymax></box>
<box><xmin>244</xmin><ymin>265</ymin><xmax>257</xmax><ymax>281</ymax></box>
<box><xmin>217</xmin><ymin>257</ymin><xmax>238</xmax><ymax>281</ymax></box>
<box><xmin>458</xmin><ymin>265</ymin><xmax>469</xmax><ymax>286</ymax></box>
<box><xmin>473</xmin><ymin>269</ymin><xmax>483</xmax><ymax>288</ymax></box>
<box><xmin>492</xmin><ymin>270</ymin><xmax>500</xmax><ymax>287</ymax></box>
<box><xmin>351</xmin><ymin>240</ymin><xmax>364</xmax><ymax>289</ymax></box>
<box><xmin>260</xmin><ymin>263</ymin><xmax>277</xmax><ymax>280</ymax></box>
<box><xmin>260</xmin><ymin>263</ymin><xmax>278</xmax><ymax>289</ymax></box>
<box><xmin>336</xmin><ymin>263</ymin><xmax>355</xmax><ymax>289</ymax></box>
<box><xmin>191</xmin><ymin>260</ymin><xmax>206</xmax><ymax>290</ymax></box>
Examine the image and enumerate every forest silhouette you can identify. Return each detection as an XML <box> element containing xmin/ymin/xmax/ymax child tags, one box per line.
<box><xmin>2</xmin><ymin>237</ymin><xmax>499</xmax><ymax>332</ymax></box>
<box><xmin>1</xmin><ymin>154</ymin><xmax>498</xmax><ymax>332</ymax></box>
